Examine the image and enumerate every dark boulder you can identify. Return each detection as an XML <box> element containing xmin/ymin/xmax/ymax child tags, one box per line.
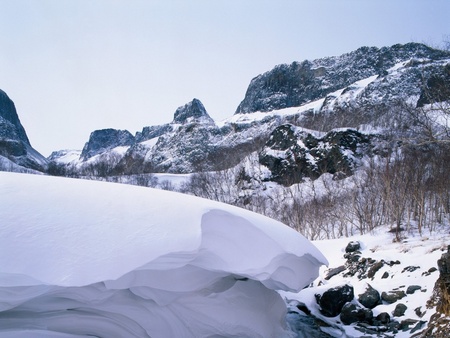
<box><xmin>345</xmin><ymin>241</ymin><xmax>361</xmax><ymax>253</ymax></box>
<box><xmin>392</xmin><ymin>303</ymin><xmax>407</xmax><ymax>317</ymax></box>
<box><xmin>358</xmin><ymin>284</ymin><xmax>381</xmax><ymax>309</ymax></box>
<box><xmin>406</xmin><ymin>285</ymin><xmax>421</xmax><ymax>294</ymax></box>
<box><xmin>316</xmin><ymin>284</ymin><xmax>354</xmax><ymax>317</ymax></box>
<box><xmin>325</xmin><ymin>265</ymin><xmax>347</xmax><ymax>280</ymax></box>
<box><xmin>375</xmin><ymin>312</ymin><xmax>391</xmax><ymax>325</ymax></box>
<box><xmin>367</xmin><ymin>261</ymin><xmax>384</xmax><ymax>279</ymax></box>
<box><xmin>340</xmin><ymin>303</ymin><xmax>373</xmax><ymax>325</ymax></box>
<box><xmin>381</xmin><ymin>290</ymin><xmax>406</xmax><ymax>304</ymax></box>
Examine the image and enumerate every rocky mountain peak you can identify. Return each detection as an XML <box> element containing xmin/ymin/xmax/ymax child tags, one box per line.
<box><xmin>0</xmin><ymin>89</ymin><xmax>30</xmax><ymax>145</ymax></box>
<box><xmin>235</xmin><ymin>43</ymin><xmax>450</xmax><ymax>115</ymax></box>
<box><xmin>173</xmin><ymin>98</ymin><xmax>214</xmax><ymax>124</ymax></box>
<box><xmin>0</xmin><ymin>89</ymin><xmax>47</xmax><ymax>171</ymax></box>
<box><xmin>81</xmin><ymin>128</ymin><xmax>135</xmax><ymax>160</ymax></box>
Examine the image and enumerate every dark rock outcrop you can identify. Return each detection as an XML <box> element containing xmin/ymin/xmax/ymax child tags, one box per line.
<box><xmin>81</xmin><ymin>128</ymin><xmax>135</xmax><ymax>160</ymax></box>
<box><xmin>0</xmin><ymin>89</ymin><xmax>47</xmax><ymax>171</ymax></box>
<box><xmin>259</xmin><ymin>125</ymin><xmax>373</xmax><ymax>185</ymax></box>
<box><xmin>236</xmin><ymin>43</ymin><xmax>450</xmax><ymax>115</ymax></box>
<box><xmin>421</xmin><ymin>246</ymin><xmax>450</xmax><ymax>337</ymax></box>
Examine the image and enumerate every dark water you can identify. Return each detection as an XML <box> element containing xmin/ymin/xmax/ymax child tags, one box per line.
<box><xmin>286</xmin><ymin>311</ymin><xmax>336</xmax><ymax>338</ymax></box>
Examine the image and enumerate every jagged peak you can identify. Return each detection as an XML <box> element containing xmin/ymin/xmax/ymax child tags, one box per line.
<box><xmin>235</xmin><ymin>42</ymin><xmax>450</xmax><ymax>115</ymax></box>
<box><xmin>81</xmin><ymin>128</ymin><xmax>135</xmax><ymax>161</ymax></box>
<box><xmin>172</xmin><ymin>98</ymin><xmax>214</xmax><ymax>125</ymax></box>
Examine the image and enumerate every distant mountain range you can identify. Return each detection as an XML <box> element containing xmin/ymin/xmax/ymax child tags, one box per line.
<box><xmin>1</xmin><ymin>42</ymin><xmax>449</xmax><ymax>181</ymax></box>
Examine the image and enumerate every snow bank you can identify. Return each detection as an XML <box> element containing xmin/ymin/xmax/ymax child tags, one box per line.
<box><xmin>0</xmin><ymin>172</ymin><xmax>327</xmax><ymax>337</ymax></box>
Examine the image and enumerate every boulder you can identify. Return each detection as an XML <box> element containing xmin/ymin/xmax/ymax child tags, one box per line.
<box><xmin>392</xmin><ymin>303</ymin><xmax>407</xmax><ymax>317</ymax></box>
<box><xmin>325</xmin><ymin>265</ymin><xmax>346</xmax><ymax>280</ymax></box>
<box><xmin>345</xmin><ymin>241</ymin><xmax>361</xmax><ymax>253</ymax></box>
<box><xmin>340</xmin><ymin>303</ymin><xmax>373</xmax><ymax>325</ymax></box>
<box><xmin>367</xmin><ymin>260</ymin><xmax>384</xmax><ymax>279</ymax></box>
<box><xmin>358</xmin><ymin>284</ymin><xmax>381</xmax><ymax>309</ymax></box>
<box><xmin>381</xmin><ymin>290</ymin><xmax>406</xmax><ymax>304</ymax></box>
<box><xmin>406</xmin><ymin>285</ymin><xmax>421</xmax><ymax>294</ymax></box>
<box><xmin>316</xmin><ymin>284</ymin><xmax>354</xmax><ymax>317</ymax></box>
<box><xmin>375</xmin><ymin>312</ymin><xmax>391</xmax><ymax>325</ymax></box>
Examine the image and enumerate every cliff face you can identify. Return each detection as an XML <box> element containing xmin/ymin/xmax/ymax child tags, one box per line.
<box><xmin>235</xmin><ymin>43</ymin><xmax>450</xmax><ymax>114</ymax></box>
<box><xmin>0</xmin><ymin>89</ymin><xmax>47</xmax><ymax>171</ymax></box>
<box><xmin>421</xmin><ymin>247</ymin><xmax>450</xmax><ymax>337</ymax></box>
<box><xmin>81</xmin><ymin>129</ymin><xmax>135</xmax><ymax>161</ymax></box>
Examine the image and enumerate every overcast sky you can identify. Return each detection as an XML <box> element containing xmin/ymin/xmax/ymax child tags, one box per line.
<box><xmin>1</xmin><ymin>0</ymin><xmax>449</xmax><ymax>156</ymax></box>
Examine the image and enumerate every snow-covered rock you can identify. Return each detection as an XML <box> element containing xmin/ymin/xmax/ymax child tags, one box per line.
<box><xmin>0</xmin><ymin>172</ymin><xmax>327</xmax><ymax>337</ymax></box>
<box><xmin>283</xmin><ymin>227</ymin><xmax>450</xmax><ymax>337</ymax></box>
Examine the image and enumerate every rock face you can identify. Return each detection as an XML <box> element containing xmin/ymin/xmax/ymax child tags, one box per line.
<box><xmin>235</xmin><ymin>43</ymin><xmax>450</xmax><ymax>114</ymax></box>
<box><xmin>173</xmin><ymin>98</ymin><xmax>214</xmax><ymax>125</ymax></box>
<box><xmin>97</xmin><ymin>99</ymin><xmax>271</xmax><ymax>174</ymax></box>
<box><xmin>0</xmin><ymin>89</ymin><xmax>47</xmax><ymax>171</ymax></box>
<box><xmin>423</xmin><ymin>246</ymin><xmax>450</xmax><ymax>337</ymax></box>
<box><xmin>81</xmin><ymin>128</ymin><xmax>135</xmax><ymax>160</ymax></box>
<box><xmin>259</xmin><ymin>125</ymin><xmax>373</xmax><ymax>185</ymax></box>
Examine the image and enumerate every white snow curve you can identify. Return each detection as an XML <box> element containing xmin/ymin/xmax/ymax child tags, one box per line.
<box><xmin>0</xmin><ymin>172</ymin><xmax>327</xmax><ymax>337</ymax></box>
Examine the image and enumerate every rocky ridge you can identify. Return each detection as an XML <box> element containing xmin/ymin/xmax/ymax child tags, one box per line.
<box><xmin>235</xmin><ymin>43</ymin><xmax>450</xmax><ymax>114</ymax></box>
<box><xmin>45</xmin><ymin>43</ymin><xmax>450</xmax><ymax>180</ymax></box>
<box><xmin>0</xmin><ymin>89</ymin><xmax>47</xmax><ymax>172</ymax></box>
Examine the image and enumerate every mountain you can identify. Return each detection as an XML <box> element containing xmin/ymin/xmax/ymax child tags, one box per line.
<box><xmin>48</xmin><ymin>43</ymin><xmax>450</xmax><ymax>182</ymax></box>
<box><xmin>1</xmin><ymin>42</ymin><xmax>450</xmax><ymax>337</ymax></box>
<box><xmin>0</xmin><ymin>89</ymin><xmax>47</xmax><ymax>172</ymax></box>
<box><xmin>235</xmin><ymin>43</ymin><xmax>450</xmax><ymax>114</ymax></box>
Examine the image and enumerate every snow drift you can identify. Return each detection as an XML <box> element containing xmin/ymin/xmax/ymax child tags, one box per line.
<box><xmin>0</xmin><ymin>172</ymin><xmax>327</xmax><ymax>337</ymax></box>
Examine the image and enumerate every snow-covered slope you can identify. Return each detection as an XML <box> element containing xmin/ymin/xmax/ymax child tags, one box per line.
<box><xmin>283</xmin><ymin>227</ymin><xmax>450</xmax><ymax>337</ymax></box>
<box><xmin>0</xmin><ymin>172</ymin><xmax>327</xmax><ymax>337</ymax></box>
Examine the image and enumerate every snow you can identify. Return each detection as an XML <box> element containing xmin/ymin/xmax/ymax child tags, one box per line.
<box><xmin>0</xmin><ymin>172</ymin><xmax>327</xmax><ymax>337</ymax></box>
<box><xmin>281</xmin><ymin>226</ymin><xmax>450</xmax><ymax>337</ymax></box>
<box><xmin>140</xmin><ymin>137</ymin><xmax>159</xmax><ymax>148</ymax></box>
<box><xmin>219</xmin><ymin>98</ymin><xmax>325</xmax><ymax>127</ymax></box>
<box><xmin>51</xmin><ymin>150</ymin><xmax>82</xmax><ymax>164</ymax></box>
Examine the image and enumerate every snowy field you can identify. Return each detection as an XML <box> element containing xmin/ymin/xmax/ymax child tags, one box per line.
<box><xmin>0</xmin><ymin>172</ymin><xmax>327</xmax><ymax>337</ymax></box>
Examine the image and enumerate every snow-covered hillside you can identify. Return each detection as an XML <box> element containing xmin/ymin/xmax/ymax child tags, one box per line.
<box><xmin>284</xmin><ymin>226</ymin><xmax>450</xmax><ymax>337</ymax></box>
<box><xmin>0</xmin><ymin>172</ymin><xmax>327</xmax><ymax>337</ymax></box>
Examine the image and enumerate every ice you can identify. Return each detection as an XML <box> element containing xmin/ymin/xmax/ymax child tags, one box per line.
<box><xmin>0</xmin><ymin>172</ymin><xmax>327</xmax><ymax>337</ymax></box>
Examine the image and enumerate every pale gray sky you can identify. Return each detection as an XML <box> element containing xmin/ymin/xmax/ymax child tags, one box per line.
<box><xmin>1</xmin><ymin>0</ymin><xmax>449</xmax><ymax>156</ymax></box>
